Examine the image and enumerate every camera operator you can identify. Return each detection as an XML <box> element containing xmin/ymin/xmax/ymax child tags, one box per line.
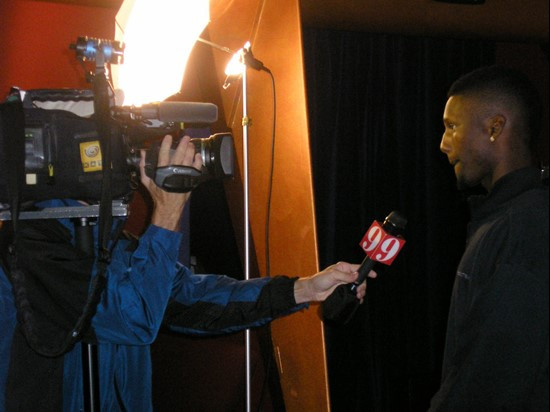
<box><xmin>0</xmin><ymin>134</ymin><xmax>375</xmax><ymax>411</ymax></box>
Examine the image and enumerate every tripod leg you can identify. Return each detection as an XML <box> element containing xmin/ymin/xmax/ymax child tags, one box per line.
<box><xmin>74</xmin><ymin>218</ymin><xmax>100</xmax><ymax>411</ymax></box>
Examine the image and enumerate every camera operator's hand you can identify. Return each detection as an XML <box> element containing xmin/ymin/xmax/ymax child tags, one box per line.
<box><xmin>293</xmin><ymin>262</ymin><xmax>376</xmax><ymax>304</ymax></box>
<box><xmin>140</xmin><ymin>134</ymin><xmax>202</xmax><ymax>231</ymax></box>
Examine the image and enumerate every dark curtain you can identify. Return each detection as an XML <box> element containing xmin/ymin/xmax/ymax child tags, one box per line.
<box><xmin>303</xmin><ymin>29</ymin><xmax>495</xmax><ymax>412</ymax></box>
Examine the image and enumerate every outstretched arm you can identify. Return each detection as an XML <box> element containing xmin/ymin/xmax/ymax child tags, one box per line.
<box><xmin>163</xmin><ymin>262</ymin><xmax>376</xmax><ymax>335</ymax></box>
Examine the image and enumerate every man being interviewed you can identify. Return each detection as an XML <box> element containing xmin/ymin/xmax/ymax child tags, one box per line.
<box><xmin>430</xmin><ymin>65</ymin><xmax>549</xmax><ymax>411</ymax></box>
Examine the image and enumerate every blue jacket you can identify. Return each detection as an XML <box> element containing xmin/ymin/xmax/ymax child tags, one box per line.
<box><xmin>1</xmin><ymin>200</ymin><xmax>306</xmax><ymax>411</ymax></box>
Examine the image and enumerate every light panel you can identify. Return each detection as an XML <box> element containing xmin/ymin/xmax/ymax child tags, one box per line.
<box><xmin>112</xmin><ymin>0</ymin><xmax>210</xmax><ymax>107</ymax></box>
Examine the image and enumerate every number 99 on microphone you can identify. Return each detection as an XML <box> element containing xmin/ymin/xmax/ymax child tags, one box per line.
<box><xmin>360</xmin><ymin>221</ymin><xmax>406</xmax><ymax>265</ymax></box>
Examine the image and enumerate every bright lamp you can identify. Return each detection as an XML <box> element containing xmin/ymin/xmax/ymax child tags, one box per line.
<box><xmin>111</xmin><ymin>0</ymin><xmax>210</xmax><ymax>107</ymax></box>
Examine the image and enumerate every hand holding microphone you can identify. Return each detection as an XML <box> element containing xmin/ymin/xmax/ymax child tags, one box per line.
<box><xmin>322</xmin><ymin>211</ymin><xmax>407</xmax><ymax>324</ymax></box>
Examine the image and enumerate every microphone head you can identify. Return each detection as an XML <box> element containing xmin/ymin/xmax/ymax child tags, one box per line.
<box><xmin>384</xmin><ymin>210</ymin><xmax>407</xmax><ymax>232</ymax></box>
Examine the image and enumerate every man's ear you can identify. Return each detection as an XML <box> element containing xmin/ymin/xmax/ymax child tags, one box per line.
<box><xmin>488</xmin><ymin>115</ymin><xmax>506</xmax><ymax>141</ymax></box>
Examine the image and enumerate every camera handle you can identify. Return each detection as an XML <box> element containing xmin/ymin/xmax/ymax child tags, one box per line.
<box><xmin>151</xmin><ymin>165</ymin><xmax>203</xmax><ymax>193</ymax></box>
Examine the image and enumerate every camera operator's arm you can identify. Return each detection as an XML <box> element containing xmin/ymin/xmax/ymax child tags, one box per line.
<box><xmin>140</xmin><ymin>134</ymin><xmax>202</xmax><ymax>231</ymax></box>
<box><xmin>88</xmin><ymin>135</ymin><xmax>200</xmax><ymax>345</ymax></box>
<box><xmin>161</xmin><ymin>262</ymin><xmax>374</xmax><ymax>335</ymax></box>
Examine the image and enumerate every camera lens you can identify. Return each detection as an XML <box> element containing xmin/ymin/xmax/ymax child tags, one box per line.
<box><xmin>190</xmin><ymin>133</ymin><xmax>234</xmax><ymax>178</ymax></box>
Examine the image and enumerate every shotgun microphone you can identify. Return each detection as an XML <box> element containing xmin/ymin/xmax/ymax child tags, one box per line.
<box><xmin>120</xmin><ymin>102</ymin><xmax>218</xmax><ymax>124</ymax></box>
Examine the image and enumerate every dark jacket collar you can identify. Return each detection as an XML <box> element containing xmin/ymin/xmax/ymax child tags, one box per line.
<box><xmin>468</xmin><ymin>167</ymin><xmax>543</xmax><ymax>220</ymax></box>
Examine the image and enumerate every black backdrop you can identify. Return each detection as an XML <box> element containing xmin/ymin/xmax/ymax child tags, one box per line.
<box><xmin>303</xmin><ymin>29</ymin><xmax>495</xmax><ymax>411</ymax></box>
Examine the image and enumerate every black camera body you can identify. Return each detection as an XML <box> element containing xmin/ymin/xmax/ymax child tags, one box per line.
<box><xmin>0</xmin><ymin>89</ymin><xmax>234</xmax><ymax>207</ymax></box>
<box><xmin>0</xmin><ymin>104</ymin><xmax>132</xmax><ymax>204</ymax></box>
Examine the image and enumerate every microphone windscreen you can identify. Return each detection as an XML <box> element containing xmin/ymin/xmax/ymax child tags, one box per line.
<box><xmin>157</xmin><ymin>102</ymin><xmax>218</xmax><ymax>124</ymax></box>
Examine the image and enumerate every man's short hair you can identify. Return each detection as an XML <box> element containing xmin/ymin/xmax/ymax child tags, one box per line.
<box><xmin>448</xmin><ymin>65</ymin><xmax>542</xmax><ymax>151</ymax></box>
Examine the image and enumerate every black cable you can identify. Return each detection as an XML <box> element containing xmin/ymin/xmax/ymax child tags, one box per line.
<box><xmin>257</xmin><ymin>68</ymin><xmax>285</xmax><ymax>412</ymax></box>
<box><xmin>264</xmin><ymin>69</ymin><xmax>276</xmax><ymax>278</ymax></box>
<box><xmin>241</xmin><ymin>46</ymin><xmax>277</xmax><ymax>277</ymax></box>
<box><xmin>240</xmin><ymin>47</ymin><xmax>282</xmax><ymax>411</ymax></box>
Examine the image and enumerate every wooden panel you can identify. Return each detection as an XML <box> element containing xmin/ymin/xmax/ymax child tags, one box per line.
<box><xmin>204</xmin><ymin>0</ymin><xmax>329</xmax><ymax>410</ymax></box>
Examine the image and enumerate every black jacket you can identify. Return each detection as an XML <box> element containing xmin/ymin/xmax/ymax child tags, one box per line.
<box><xmin>430</xmin><ymin>167</ymin><xmax>549</xmax><ymax>411</ymax></box>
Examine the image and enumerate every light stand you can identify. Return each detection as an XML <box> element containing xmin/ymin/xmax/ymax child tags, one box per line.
<box><xmin>224</xmin><ymin>42</ymin><xmax>270</xmax><ymax>412</ymax></box>
<box><xmin>241</xmin><ymin>58</ymin><xmax>253</xmax><ymax>412</ymax></box>
<box><xmin>191</xmin><ymin>38</ymin><xmax>271</xmax><ymax>412</ymax></box>
<box><xmin>214</xmin><ymin>41</ymin><xmax>254</xmax><ymax>411</ymax></box>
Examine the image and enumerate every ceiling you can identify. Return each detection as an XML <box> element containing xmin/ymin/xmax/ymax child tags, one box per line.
<box><xmin>36</xmin><ymin>0</ymin><xmax>549</xmax><ymax>43</ymax></box>
<box><xmin>300</xmin><ymin>0</ymin><xmax>548</xmax><ymax>43</ymax></box>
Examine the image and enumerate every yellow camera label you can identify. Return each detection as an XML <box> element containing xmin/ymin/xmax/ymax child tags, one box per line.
<box><xmin>80</xmin><ymin>141</ymin><xmax>103</xmax><ymax>172</ymax></box>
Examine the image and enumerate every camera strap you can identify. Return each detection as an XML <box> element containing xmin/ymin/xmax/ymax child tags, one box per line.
<box><xmin>0</xmin><ymin>97</ymin><xmax>26</xmax><ymax>232</ymax></box>
<box><xmin>1</xmin><ymin>215</ymin><xmax>126</xmax><ymax>357</ymax></box>
<box><xmin>93</xmin><ymin>65</ymin><xmax>115</xmax><ymax>268</ymax></box>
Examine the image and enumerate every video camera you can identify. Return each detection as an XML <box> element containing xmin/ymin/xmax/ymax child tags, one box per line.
<box><xmin>0</xmin><ymin>37</ymin><xmax>234</xmax><ymax>214</ymax></box>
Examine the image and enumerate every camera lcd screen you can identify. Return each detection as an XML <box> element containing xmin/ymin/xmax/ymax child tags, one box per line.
<box><xmin>24</xmin><ymin>127</ymin><xmax>46</xmax><ymax>171</ymax></box>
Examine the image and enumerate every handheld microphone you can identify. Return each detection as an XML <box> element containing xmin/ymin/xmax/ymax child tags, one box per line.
<box><xmin>322</xmin><ymin>211</ymin><xmax>407</xmax><ymax>325</ymax></box>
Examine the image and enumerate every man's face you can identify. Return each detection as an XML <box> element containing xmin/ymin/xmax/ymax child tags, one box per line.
<box><xmin>440</xmin><ymin>95</ymin><xmax>493</xmax><ymax>190</ymax></box>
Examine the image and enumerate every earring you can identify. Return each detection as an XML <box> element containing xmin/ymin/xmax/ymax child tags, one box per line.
<box><xmin>490</xmin><ymin>135</ymin><xmax>495</xmax><ymax>143</ymax></box>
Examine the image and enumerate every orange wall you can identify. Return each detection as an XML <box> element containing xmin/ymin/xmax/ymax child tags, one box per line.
<box><xmin>205</xmin><ymin>1</ymin><xmax>327</xmax><ymax>409</ymax></box>
<box><xmin>0</xmin><ymin>0</ymin><xmax>116</xmax><ymax>96</ymax></box>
